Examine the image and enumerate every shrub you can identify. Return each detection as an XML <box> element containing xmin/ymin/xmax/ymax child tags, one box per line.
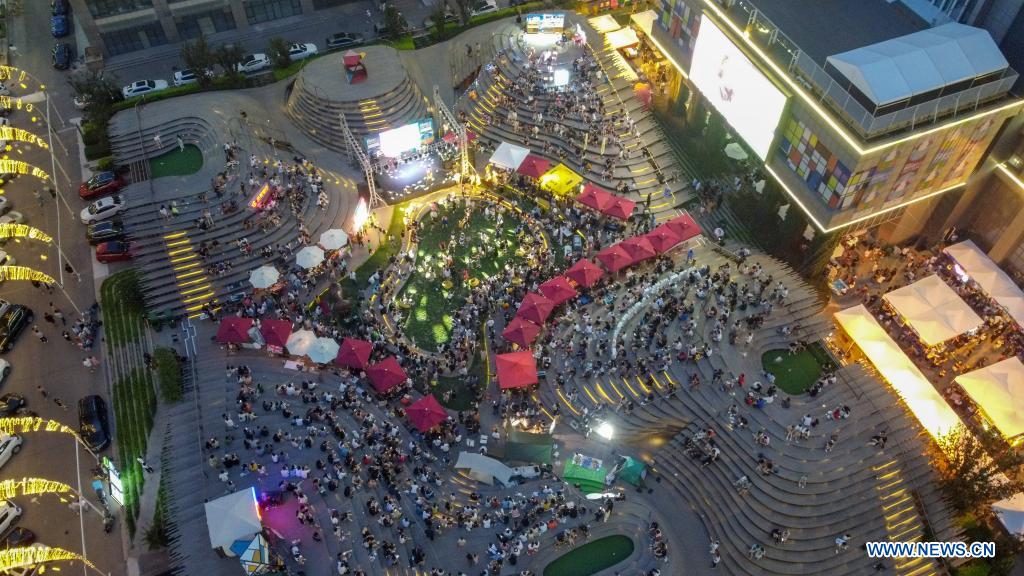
<box><xmin>96</xmin><ymin>156</ymin><xmax>115</xmax><ymax>171</ymax></box>
<box><xmin>153</xmin><ymin>347</ymin><xmax>183</xmax><ymax>403</ymax></box>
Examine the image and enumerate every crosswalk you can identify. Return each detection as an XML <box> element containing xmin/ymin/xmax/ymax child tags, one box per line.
<box><xmin>161</xmin><ymin>230</ymin><xmax>219</xmax><ymax>318</ymax></box>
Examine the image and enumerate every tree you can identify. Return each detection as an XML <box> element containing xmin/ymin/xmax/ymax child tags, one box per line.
<box><xmin>180</xmin><ymin>34</ymin><xmax>216</xmax><ymax>88</ymax></box>
<box><xmin>430</xmin><ymin>3</ymin><xmax>449</xmax><ymax>38</ymax></box>
<box><xmin>933</xmin><ymin>424</ymin><xmax>1024</xmax><ymax>514</ymax></box>
<box><xmin>213</xmin><ymin>43</ymin><xmax>244</xmax><ymax>80</ymax></box>
<box><xmin>383</xmin><ymin>5</ymin><xmax>407</xmax><ymax>39</ymax></box>
<box><xmin>267</xmin><ymin>37</ymin><xmax>291</xmax><ymax>70</ymax></box>
<box><xmin>453</xmin><ymin>0</ymin><xmax>472</xmax><ymax>24</ymax></box>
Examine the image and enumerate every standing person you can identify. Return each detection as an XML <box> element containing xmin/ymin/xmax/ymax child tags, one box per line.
<box><xmin>33</xmin><ymin>189</ymin><xmax>44</xmax><ymax>206</ymax></box>
<box><xmin>153</xmin><ymin>133</ymin><xmax>162</xmax><ymax>149</ymax></box>
<box><xmin>136</xmin><ymin>457</ymin><xmax>155</xmax><ymax>474</ymax></box>
<box><xmin>176</xmin><ymin>135</ymin><xmax>184</xmax><ymax>152</ymax></box>
<box><xmin>32</xmin><ymin>326</ymin><xmax>47</xmax><ymax>343</ymax></box>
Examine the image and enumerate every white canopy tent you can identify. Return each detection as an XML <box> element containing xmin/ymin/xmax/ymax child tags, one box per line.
<box><xmin>955</xmin><ymin>357</ymin><xmax>1024</xmax><ymax>441</ymax></box>
<box><xmin>944</xmin><ymin>240</ymin><xmax>1024</xmax><ymax>327</ymax></box>
<box><xmin>588</xmin><ymin>14</ymin><xmax>620</xmax><ymax>33</ymax></box>
<box><xmin>993</xmin><ymin>492</ymin><xmax>1024</xmax><ymax>537</ymax></box>
<box><xmin>205</xmin><ymin>488</ymin><xmax>263</xmax><ymax>551</ymax></box>
<box><xmin>455</xmin><ymin>452</ymin><xmax>514</xmax><ymax>486</ymax></box>
<box><xmin>606</xmin><ymin>27</ymin><xmax>640</xmax><ymax>50</ymax></box>
<box><xmin>488</xmin><ymin>142</ymin><xmax>531</xmax><ymax>170</ymax></box>
<box><xmin>834</xmin><ymin>305</ymin><xmax>961</xmax><ymax>440</ymax></box>
<box><xmin>630</xmin><ymin>10</ymin><xmax>656</xmax><ymax>35</ymax></box>
<box><xmin>883</xmin><ymin>274</ymin><xmax>982</xmax><ymax>346</ymax></box>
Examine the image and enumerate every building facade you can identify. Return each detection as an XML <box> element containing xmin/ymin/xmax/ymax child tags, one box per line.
<box><xmin>648</xmin><ymin>0</ymin><xmax>1022</xmax><ymax>243</ymax></box>
<box><xmin>71</xmin><ymin>0</ymin><xmax>355</xmax><ymax>57</ymax></box>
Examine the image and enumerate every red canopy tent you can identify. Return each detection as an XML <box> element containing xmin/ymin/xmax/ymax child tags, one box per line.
<box><xmin>337</xmin><ymin>337</ymin><xmax>373</xmax><ymax>370</ymax></box>
<box><xmin>502</xmin><ymin>317</ymin><xmax>541</xmax><ymax>348</ymax></box>
<box><xmin>516</xmin><ymin>293</ymin><xmax>555</xmax><ymax>325</ymax></box>
<box><xmin>495</xmin><ymin>351</ymin><xmax>539</xmax><ymax>389</ymax></box>
<box><xmin>664</xmin><ymin>213</ymin><xmax>702</xmax><ymax>242</ymax></box>
<box><xmin>646</xmin><ymin>224</ymin><xmax>683</xmax><ymax>253</ymax></box>
<box><xmin>366</xmin><ymin>357</ymin><xmax>407</xmax><ymax>394</ymax></box>
<box><xmin>596</xmin><ymin>244</ymin><xmax>633</xmax><ymax>273</ymax></box>
<box><xmin>565</xmin><ymin>259</ymin><xmax>605</xmax><ymax>288</ymax></box>
<box><xmin>620</xmin><ymin>236</ymin><xmax>657</xmax><ymax>263</ymax></box>
<box><xmin>602</xmin><ymin>197</ymin><xmax>636</xmax><ymax>220</ymax></box>
<box><xmin>575</xmin><ymin>183</ymin><xmax>614</xmax><ymax>212</ymax></box>
<box><xmin>517</xmin><ymin>155</ymin><xmax>551</xmax><ymax>179</ymax></box>
<box><xmin>407</xmin><ymin>395</ymin><xmax>448</xmax><ymax>432</ymax></box>
<box><xmin>259</xmin><ymin>319</ymin><xmax>292</xmax><ymax>350</ymax></box>
<box><xmin>538</xmin><ymin>276</ymin><xmax>578</xmax><ymax>305</ymax></box>
<box><xmin>216</xmin><ymin>317</ymin><xmax>253</xmax><ymax>344</ymax></box>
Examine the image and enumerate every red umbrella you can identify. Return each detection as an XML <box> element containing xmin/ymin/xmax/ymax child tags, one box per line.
<box><xmin>259</xmin><ymin>319</ymin><xmax>292</xmax><ymax>349</ymax></box>
<box><xmin>216</xmin><ymin>317</ymin><xmax>253</xmax><ymax>344</ymax></box>
<box><xmin>575</xmin><ymin>183</ymin><xmax>614</xmax><ymax>212</ymax></box>
<box><xmin>646</xmin><ymin>224</ymin><xmax>683</xmax><ymax>253</ymax></box>
<box><xmin>502</xmin><ymin>317</ymin><xmax>541</xmax><ymax>348</ymax></box>
<box><xmin>620</xmin><ymin>236</ymin><xmax>657</xmax><ymax>263</ymax></box>
<box><xmin>442</xmin><ymin>131</ymin><xmax>457</xmax><ymax>143</ymax></box>
<box><xmin>366</xmin><ymin>357</ymin><xmax>407</xmax><ymax>394</ymax></box>
<box><xmin>337</xmin><ymin>337</ymin><xmax>373</xmax><ymax>370</ymax></box>
<box><xmin>517</xmin><ymin>154</ymin><xmax>551</xmax><ymax>179</ymax></box>
<box><xmin>565</xmin><ymin>259</ymin><xmax>605</xmax><ymax>288</ymax></box>
<box><xmin>516</xmin><ymin>293</ymin><xmax>555</xmax><ymax>325</ymax></box>
<box><xmin>603</xmin><ymin>196</ymin><xmax>636</xmax><ymax>220</ymax></box>
<box><xmin>495</xmin><ymin>351</ymin><xmax>539</xmax><ymax>389</ymax></box>
<box><xmin>664</xmin><ymin>213</ymin><xmax>702</xmax><ymax>242</ymax></box>
<box><xmin>407</xmin><ymin>395</ymin><xmax>448</xmax><ymax>432</ymax></box>
<box><xmin>596</xmin><ymin>244</ymin><xmax>633</xmax><ymax>273</ymax></box>
<box><xmin>538</xmin><ymin>276</ymin><xmax>578</xmax><ymax>305</ymax></box>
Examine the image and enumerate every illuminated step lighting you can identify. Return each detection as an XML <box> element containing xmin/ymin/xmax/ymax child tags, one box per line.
<box><xmin>182</xmin><ymin>291</ymin><xmax>215</xmax><ymax>304</ymax></box>
<box><xmin>164</xmin><ymin>239</ymin><xmax>191</xmax><ymax>247</ymax></box>
<box><xmin>179</xmin><ymin>283</ymin><xmax>212</xmax><ymax>296</ymax></box>
<box><xmin>163</xmin><ymin>231</ymin><xmax>187</xmax><ymax>240</ymax></box>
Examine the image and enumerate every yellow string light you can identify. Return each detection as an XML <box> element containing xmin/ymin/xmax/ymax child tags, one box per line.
<box><xmin>0</xmin><ymin>478</ymin><xmax>72</xmax><ymax>500</ymax></box>
<box><xmin>0</xmin><ymin>224</ymin><xmax>52</xmax><ymax>243</ymax></box>
<box><xmin>0</xmin><ymin>417</ymin><xmax>79</xmax><ymax>438</ymax></box>
<box><xmin>0</xmin><ymin>127</ymin><xmax>48</xmax><ymax>150</ymax></box>
<box><xmin>0</xmin><ymin>266</ymin><xmax>54</xmax><ymax>284</ymax></box>
<box><xmin>0</xmin><ymin>546</ymin><xmax>95</xmax><ymax>572</ymax></box>
<box><xmin>0</xmin><ymin>96</ymin><xmax>34</xmax><ymax>114</ymax></box>
<box><xmin>0</xmin><ymin>66</ymin><xmax>29</xmax><ymax>84</ymax></box>
<box><xmin>0</xmin><ymin>160</ymin><xmax>49</xmax><ymax>182</ymax></box>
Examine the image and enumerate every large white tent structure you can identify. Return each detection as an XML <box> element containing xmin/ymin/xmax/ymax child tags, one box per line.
<box><xmin>955</xmin><ymin>357</ymin><xmax>1024</xmax><ymax>441</ymax></box>
<box><xmin>834</xmin><ymin>305</ymin><xmax>961</xmax><ymax>440</ymax></box>
<box><xmin>944</xmin><ymin>240</ymin><xmax>1024</xmax><ymax>327</ymax></box>
<box><xmin>454</xmin><ymin>452</ymin><xmax>515</xmax><ymax>486</ymax></box>
<box><xmin>204</xmin><ymin>488</ymin><xmax>263</xmax><ymax>552</ymax></box>
<box><xmin>488</xmin><ymin>142</ymin><xmax>530</xmax><ymax>171</ymax></box>
<box><xmin>992</xmin><ymin>492</ymin><xmax>1024</xmax><ymax>538</ymax></box>
<box><xmin>883</xmin><ymin>274</ymin><xmax>982</xmax><ymax>346</ymax></box>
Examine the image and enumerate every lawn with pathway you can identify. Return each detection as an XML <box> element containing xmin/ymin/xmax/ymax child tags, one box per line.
<box><xmin>148</xmin><ymin>144</ymin><xmax>203</xmax><ymax>179</ymax></box>
<box><xmin>761</xmin><ymin>342</ymin><xmax>833</xmax><ymax>395</ymax></box>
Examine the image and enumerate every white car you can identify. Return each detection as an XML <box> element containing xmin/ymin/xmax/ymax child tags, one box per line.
<box><xmin>80</xmin><ymin>194</ymin><xmax>126</xmax><ymax>224</ymax></box>
<box><xmin>510</xmin><ymin>465</ymin><xmax>541</xmax><ymax>480</ymax></box>
<box><xmin>236</xmin><ymin>53</ymin><xmax>270</xmax><ymax>74</ymax></box>
<box><xmin>0</xmin><ymin>501</ymin><xmax>22</xmax><ymax>538</ymax></box>
<box><xmin>0</xmin><ymin>211</ymin><xmax>24</xmax><ymax>225</ymax></box>
<box><xmin>471</xmin><ymin>0</ymin><xmax>498</xmax><ymax>16</ymax></box>
<box><xmin>172</xmin><ymin>69</ymin><xmax>202</xmax><ymax>87</ymax></box>
<box><xmin>0</xmin><ymin>434</ymin><xmax>22</xmax><ymax>470</ymax></box>
<box><xmin>0</xmin><ymin>250</ymin><xmax>15</xmax><ymax>267</ymax></box>
<box><xmin>121</xmin><ymin>79</ymin><xmax>169</xmax><ymax>99</ymax></box>
<box><xmin>288</xmin><ymin>43</ymin><xmax>318</xmax><ymax>61</ymax></box>
<box><xmin>0</xmin><ymin>359</ymin><xmax>9</xmax><ymax>385</ymax></box>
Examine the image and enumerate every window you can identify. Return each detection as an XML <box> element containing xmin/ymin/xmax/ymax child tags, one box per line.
<box><xmin>175</xmin><ymin>7</ymin><xmax>237</xmax><ymax>40</ymax></box>
<box><xmin>100</xmin><ymin>21</ymin><xmax>168</xmax><ymax>56</ymax></box>
<box><xmin>313</xmin><ymin>0</ymin><xmax>358</xmax><ymax>8</ymax></box>
<box><xmin>87</xmin><ymin>0</ymin><xmax>153</xmax><ymax>19</ymax></box>
<box><xmin>243</xmin><ymin>0</ymin><xmax>302</xmax><ymax>24</ymax></box>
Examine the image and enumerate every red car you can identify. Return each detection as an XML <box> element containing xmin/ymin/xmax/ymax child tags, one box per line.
<box><xmin>95</xmin><ymin>241</ymin><xmax>133</xmax><ymax>263</ymax></box>
<box><xmin>78</xmin><ymin>171</ymin><xmax>123</xmax><ymax>200</ymax></box>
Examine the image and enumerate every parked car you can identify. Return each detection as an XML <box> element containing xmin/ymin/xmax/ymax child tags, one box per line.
<box><xmin>0</xmin><ymin>250</ymin><xmax>15</xmax><ymax>268</ymax></box>
<box><xmin>288</xmin><ymin>43</ymin><xmax>318</xmax><ymax>61</ymax></box>
<box><xmin>0</xmin><ymin>359</ymin><xmax>10</xmax><ymax>386</ymax></box>
<box><xmin>0</xmin><ymin>212</ymin><xmax>23</xmax><ymax>226</ymax></box>
<box><xmin>0</xmin><ymin>501</ymin><xmax>21</xmax><ymax>540</ymax></box>
<box><xmin>51</xmin><ymin>43</ymin><xmax>72</xmax><ymax>70</ymax></box>
<box><xmin>236</xmin><ymin>53</ymin><xmax>270</xmax><ymax>74</ymax></box>
<box><xmin>51</xmin><ymin>0</ymin><xmax>68</xmax><ymax>15</ymax></box>
<box><xmin>325</xmin><ymin>32</ymin><xmax>364</xmax><ymax>50</ymax></box>
<box><xmin>470</xmin><ymin>0</ymin><xmax>498</xmax><ymax>16</ymax></box>
<box><xmin>2</xmin><ymin>543</ymin><xmax>42</xmax><ymax>576</ymax></box>
<box><xmin>121</xmin><ymin>79</ymin><xmax>168</xmax><ymax>99</ymax></box>
<box><xmin>172</xmin><ymin>68</ymin><xmax>213</xmax><ymax>87</ymax></box>
<box><xmin>424</xmin><ymin>9</ymin><xmax>458</xmax><ymax>29</ymax></box>
<box><xmin>0</xmin><ymin>304</ymin><xmax>31</xmax><ymax>353</ymax></box>
<box><xmin>0</xmin><ymin>435</ymin><xmax>22</xmax><ymax>470</ymax></box>
<box><xmin>78</xmin><ymin>395</ymin><xmax>110</xmax><ymax>452</ymax></box>
<box><xmin>78</xmin><ymin>171</ymin><xmax>123</xmax><ymax>200</ymax></box>
<box><xmin>0</xmin><ymin>394</ymin><xmax>25</xmax><ymax>416</ymax></box>
<box><xmin>80</xmin><ymin>194</ymin><xmax>126</xmax><ymax>224</ymax></box>
<box><xmin>86</xmin><ymin>221</ymin><xmax>125</xmax><ymax>245</ymax></box>
<box><xmin>1</xmin><ymin>527</ymin><xmax>35</xmax><ymax>548</ymax></box>
<box><xmin>50</xmin><ymin>15</ymin><xmax>68</xmax><ymax>38</ymax></box>
<box><xmin>95</xmin><ymin>241</ymin><xmax>134</xmax><ymax>263</ymax></box>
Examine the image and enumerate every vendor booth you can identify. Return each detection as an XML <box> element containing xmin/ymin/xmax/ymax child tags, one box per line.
<box><xmin>539</xmin><ymin>164</ymin><xmax>583</xmax><ymax>196</ymax></box>
<box><xmin>882</xmin><ymin>274</ymin><xmax>982</xmax><ymax>347</ymax></box>
<box><xmin>955</xmin><ymin>357</ymin><xmax>1024</xmax><ymax>443</ymax></box>
<box><xmin>489</xmin><ymin>142</ymin><xmax>531</xmax><ymax>171</ymax></box>
<box><xmin>945</xmin><ymin>240</ymin><xmax>1024</xmax><ymax>326</ymax></box>
<box><xmin>205</xmin><ymin>488</ymin><xmax>264</xmax><ymax>556</ymax></box>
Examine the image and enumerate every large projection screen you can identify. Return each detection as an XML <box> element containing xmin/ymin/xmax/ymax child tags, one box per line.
<box><xmin>689</xmin><ymin>18</ymin><xmax>787</xmax><ymax>159</ymax></box>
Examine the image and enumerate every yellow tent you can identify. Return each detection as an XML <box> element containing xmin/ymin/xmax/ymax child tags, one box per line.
<box><xmin>539</xmin><ymin>163</ymin><xmax>583</xmax><ymax>196</ymax></box>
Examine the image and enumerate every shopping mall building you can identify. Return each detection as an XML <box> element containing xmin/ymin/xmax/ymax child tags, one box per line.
<box><xmin>646</xmin><ymin>0</ymin><xmax>1024</xmax><ymax>260</ymax></box>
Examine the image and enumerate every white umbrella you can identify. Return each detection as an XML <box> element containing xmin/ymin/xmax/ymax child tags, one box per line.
<box><xmin>724</xmin><ymin>142</ymin><xmax>748</xmax><ymax>161</ymax></box>
<box><xmin>307</xmin><ymin>337</ymin><xmax>340</xmax><ymax>364</ymax></box>
<box><xmin>285</xmin><ymin>329</ymin><xmax>317</xmax><ymax>355</ymax></box>
<box><xmin>295</xmin><ymin>246</ymin><xmax>325</xmax><ymax>269</ymax></box>
<box><xmin>319</xmin><ymin>229</ymin><xmax>349</xmax><ymax>251</ymax></box>
<box><xmin>248</xmin><ymin>265</ymin><xmax>280</xmax><ymax>289</ymax></box>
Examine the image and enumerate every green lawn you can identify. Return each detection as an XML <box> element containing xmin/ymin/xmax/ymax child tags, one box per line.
<box><xmin>100</xmin><ymin>269</ymin><xmax>145</xmax><ymax>346</ymax></box>
<box><xmin>761</xmin><ymin>342</ymin><xmax>833</xmax><ymax>395</ymax></box>
<box><xmin>397</xmin><ymin>202</ymin><xmax>527</xmax><ymax>350</ymax></box>
<box><xmin>338</xmin><ymin>202</ymin><xmax>408</xmax><ymax>301</ymax></box>
<box><xmin>148</xmin><ymin>144</ymin><xmax>203</xmax><ymax>179</ymax></box>
<box><xmin>543</xmin><ymin>535</ymin><xmax>635</xmax><ymax>576</ymax></box>
<box><xmin>433</xmin><ymin>346</ymin><xmax>488</xmax><ymax>411</ymax></box>
<box><xmin>112</xmin><ymin>367</ymin><xmax>156</xmax><ymax>538</ymax></box>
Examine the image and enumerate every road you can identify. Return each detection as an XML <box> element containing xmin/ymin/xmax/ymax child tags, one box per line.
<box><xmin>0</xmin><ymin>0</ymin><xmax>128</xmax><ymax>575</ymax></box>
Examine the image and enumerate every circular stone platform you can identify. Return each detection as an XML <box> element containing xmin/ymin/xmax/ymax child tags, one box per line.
<box><xmin>285</xmin><ymin>45</ymin><xmax>429</xmax><ymax>153</ymax></box>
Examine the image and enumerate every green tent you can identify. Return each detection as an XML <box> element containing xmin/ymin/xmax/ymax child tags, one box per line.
<box><xmin>504</xmin><ymin>429</ymin><xmax>554</xmax><ymax>465</ymax></box>
<box><xmin>616</xmin><ymin>457</ymin><xmax>647</xmax><ymax>487</ymax></box>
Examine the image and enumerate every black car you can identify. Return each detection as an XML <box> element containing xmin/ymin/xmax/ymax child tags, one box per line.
<box><xmin>52</xmin><ymin>43</ymin><xmax>72</xmax><ymax>70</ymax></box>
<box><xmin>78</xmin><ymin>395</ymin><xmax>110</xmax><ymax>452</ymax></box>
<box><xmin>86</xmin><ymin>220</ymin><xmax>125</xmax><ymax>245</ymax></box>
<box><xmin>0</xmin><ymin>394</ymin><xmax>25</xmax><ymax>417</ymax></box>
<box><xmin>51</xmin><ymin>0</ymin><xmax>68</xmax><ymax>15</ymax></box>
<box><xmin>2</xmin><ymin>527</ymin><xmax>35</xmax><ymax>548</ymax></box>
<box><xmin>325</xmin><ymin>32</ymin><xmax>364</xmax><ymax>50</ymax></box>
<box><xmin>0</xmin><ymin>305</ymin><xmax>32</xmax><ymax>352</ymax></box>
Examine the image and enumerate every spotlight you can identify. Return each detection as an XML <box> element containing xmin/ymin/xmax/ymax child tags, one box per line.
<box><xmin>594</xmin><ymin>421</ymin><xmax>614</xmax><ymax>440</ymax></box>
